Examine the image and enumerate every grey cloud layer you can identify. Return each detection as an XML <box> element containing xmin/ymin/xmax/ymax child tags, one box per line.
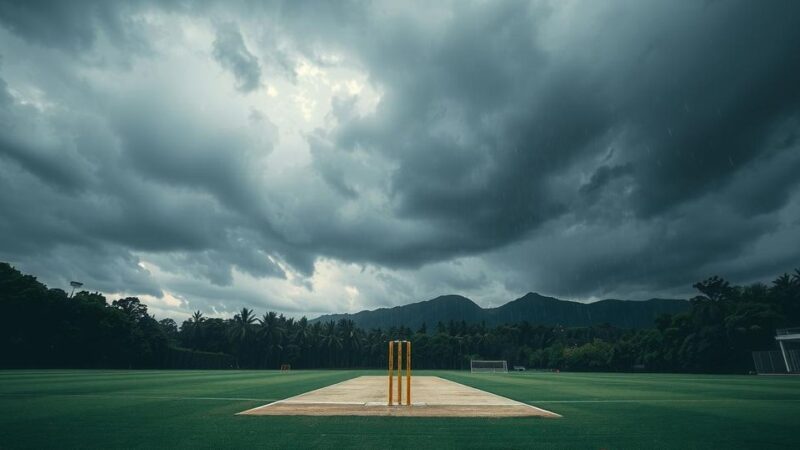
<box><xmin>213</xmin><ymin>22</ymin><xmax>262</xmax><ymax>93</ymax></box>
<box><xmin>301</xmin><ymin>1</ymin><xmax>800</xmax><ymax>293</ymax></box>
<box><xmin>0</xmin><ymin>0</ymin><xmax>799</xmax><ymax>315</ymax></box>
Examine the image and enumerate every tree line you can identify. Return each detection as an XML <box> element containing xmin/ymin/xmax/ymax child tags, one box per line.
<box><xmin>1</xmin><ymin>262</ymin><xmax>798</xmax><ymax>372</ymax></box>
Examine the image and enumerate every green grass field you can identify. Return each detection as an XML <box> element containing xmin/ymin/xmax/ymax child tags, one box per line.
<box><xmin>1</xmin><ymin>370</ymin><xmax>798</xmax><ymax>449</ymax></box>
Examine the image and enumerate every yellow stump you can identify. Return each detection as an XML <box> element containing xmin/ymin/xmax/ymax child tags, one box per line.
<box><xmin>396</xmin><ymin>341</ymin><xmax>402</xmax><ymax>404</ymax></box>
<box><xmin>406</xmin><ymin>341</ymin><xmax>412</xmax><ymax>405</ymax></box>
<box><xmin>388</xmin><ymin>341</ymin><xmax>393</xmax><ymax>405</ymax></box>
<box><xmin>388</xmin><ymin>340</ymin><xmax>412</xmax><ymax>406</ymax></box>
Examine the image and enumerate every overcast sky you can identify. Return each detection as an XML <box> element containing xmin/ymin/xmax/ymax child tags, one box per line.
<box><xmin>1</xmin><ymin>0</ymin><xmax>799</xmax><ymax>320</ymax></box>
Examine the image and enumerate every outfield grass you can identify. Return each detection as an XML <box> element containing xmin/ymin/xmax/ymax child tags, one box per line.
<box><xmin>0</xmin><ymin>370</ymin><xmax>798</xmax><ymax>449</ymax></box>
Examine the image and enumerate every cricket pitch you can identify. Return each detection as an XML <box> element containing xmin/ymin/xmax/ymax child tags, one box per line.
<box><xmin>238</xmin><ymin>376</ymin><xmax>560</xmax><ymax>418</ymax></box>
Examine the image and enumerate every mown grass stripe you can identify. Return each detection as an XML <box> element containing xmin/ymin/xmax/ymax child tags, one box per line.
<box><xmin>0</xmin><ymin>392</ymin><xmax>277</xmax><ymax>402</ymax></box>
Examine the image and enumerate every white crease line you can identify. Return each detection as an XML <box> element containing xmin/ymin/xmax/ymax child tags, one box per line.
<box><xmin>280</xmin><ymin>401</ymin><xmax>368</xmax><ymax>405</ymax></box>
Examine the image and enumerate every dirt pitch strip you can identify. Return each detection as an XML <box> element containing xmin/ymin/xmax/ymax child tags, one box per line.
<box><xmin>237</xmin><ymin>376</ymin><xmax>560</xmax><ymax>418</ymax></box>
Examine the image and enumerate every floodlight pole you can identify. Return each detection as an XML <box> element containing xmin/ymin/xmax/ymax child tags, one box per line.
<box><xmin>778</xmin><ymin>340</ymin><xmax>791</xmax><ymax>373</ymax></box>
<box><xmin>69</xmin><ymin>281</ymin><xmax>83</xmax><ymax>299</ymax></box>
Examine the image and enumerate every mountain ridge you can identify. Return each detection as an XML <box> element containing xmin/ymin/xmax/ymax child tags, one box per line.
<box><xmin>311</xmin><ymin>292</ymin><xmax>688</xmax><ymax>329</ymax></box>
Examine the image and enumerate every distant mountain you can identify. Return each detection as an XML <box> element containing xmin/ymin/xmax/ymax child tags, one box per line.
<box><xmin>311</xmin><ymin>292</ymin><xmax>688</xmax><ymax>330</ymax></box>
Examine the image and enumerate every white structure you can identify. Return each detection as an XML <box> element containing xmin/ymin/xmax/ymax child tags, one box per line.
<box><xmin>775</xmin><ymin>328</ymin><xmax>800</xmax><ymax>373</ymax></box>
<box><xmin>470</xmin><ymin>360</ymin><xmax>508</xmax><ymax>373</ymax></box>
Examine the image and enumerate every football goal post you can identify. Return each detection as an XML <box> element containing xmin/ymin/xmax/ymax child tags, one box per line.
<box><xmin>470</xmin><ymin>360</ymin><xmax>508</xmax><ymax>373</ymax></box>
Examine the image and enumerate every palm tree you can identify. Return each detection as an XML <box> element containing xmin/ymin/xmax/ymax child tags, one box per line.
<box><xmin>320</xmin><ymin>321</ymin><xmax>343</xmax><ymax>367</ymax></box>
<box><xmin>293</xmin><ymin>317</ymin><xmax>312</xmax><ymax>368</ymax></box>
<box><xmin>231</xmin><ymin>308</ymin><xmax>257</xmax><ymax>340</ymax></box>
<box><xmin>257</xmin><ymin>312</ymin><xmax>285</xmax><ymax>368</ymax></box>
<box><xmin>367</xmin><ymin>329</ymin><xmax>387</xmax><ymax>367</ymax></box>
<box><xmin>186</xmin><ymin>310</ymin><xmax>205</xmax><ymax>349</ymax></box>
<box><xmin>337</xmin><ymin>319</ymin><xmax>361</xmax><ymax>366</ymax></box>
<box><xmin>229</xmin><ymin>308</ymin><xmax>257</xmax><ymax>367</ymax></box>
<box><xmin>191</xmin><ymin>310</ymin><xmax>205</xmax><ymax>323</ymax></box>
<box><xmin>309</xmin><ymin>322</ymin><xmax>323</xmax><ymax>366</ymax></box>
<box><xmin>692</xmin><ymin>276</ymin><xmax>732</xmax><ymax>303</ymax></box>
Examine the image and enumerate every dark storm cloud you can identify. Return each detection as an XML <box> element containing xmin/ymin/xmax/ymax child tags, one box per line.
<box><xmin>110</xmin><ymin>92</ymin><xmax>263</xmax><ymax>214</ymax></box>
<box><xmin>0</xmin><ymin>0</ymin><xmax>799</xmax><ymax>314</ymax></box>
<box><xmin>299</xmin><ymin>2</ymin><xmax>599</xmax><ymax>265</ymax></box>
<box><xmin>307</xmin><ymin>1</ymin><xmax>800</xmax><ymax>285</ymax></box>
<box><xmin>0</xmin><ymin>74</ymin><xmax>87</xmax><ymax>191</ymax></box>
<box><xmin>0</xmin><ymin>61</ymin><xmax>284</xmax><ymax>301</ymax></box>
<box><xmin>213</xmin><ymin>22</ymin><xmax>262</xmax><ymax>93</ymax></box>
<box><xmin>0</xmin><ymin>72</ymin><xmax>10</xmax><ymax>104</ymax></box>
<box><xmin>0</xmin><ymin>0</ymin><xmax>151</xmax><ymax>53</ymax></box>
<box><xmin>579</xmin><ymin>164</ymin><xmax>634</xmax><ymax>197</ymax></box>
<box><xmin>0</xmin><ymin>130</ymin><xmax>87</xmax><ymax>192</ymax></box>
<box><xmin>606</xmin><ymin>2</ymin><xmax>800</xmax><ymax>218</ymax></box>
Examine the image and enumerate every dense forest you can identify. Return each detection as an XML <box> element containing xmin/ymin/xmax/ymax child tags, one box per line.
<box><xmin>1</xmin><ymin>262</ymin><xmax>798</xmax><ymax>373</ymax></box>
